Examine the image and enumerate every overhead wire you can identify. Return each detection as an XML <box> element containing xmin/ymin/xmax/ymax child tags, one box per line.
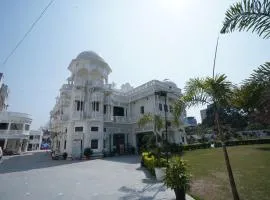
<box><xmin>2</xmin><ymin>0</ymin><xmax>55</xmax><ymax>66</ymax></box>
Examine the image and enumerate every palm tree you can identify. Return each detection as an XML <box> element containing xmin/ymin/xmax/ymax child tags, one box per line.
<box><xmin>220</xmin><ymin>0</ymin><xmax>270</xmax><ymax>39</ymax></box>
<box><xmin>175</xmin><ymin>74</ymin><xmax>240</xmax><ymax>200</ymax></box>
<box><xmin>137</xmin><ymin>113</ymin><xmax>164</xmax><ymax>147</ymax></box>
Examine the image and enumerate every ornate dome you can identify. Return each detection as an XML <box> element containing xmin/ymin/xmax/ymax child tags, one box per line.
<box><xmin>76</xmin><ymin>51</ymin><xmax>105</xmax><ymax>62</ymax></box>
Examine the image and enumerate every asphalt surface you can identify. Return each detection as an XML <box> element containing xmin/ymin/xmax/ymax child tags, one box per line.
<box><xmin>0</xmin><ymin>152</ymin><xmax>193</xmax><ymax>200</ymax></box>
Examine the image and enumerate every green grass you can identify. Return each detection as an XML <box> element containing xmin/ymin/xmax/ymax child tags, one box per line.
<box><xmin>182</xmin><ymin>144</ymin><xmax>270</xmax><ymax>200</ymax></box>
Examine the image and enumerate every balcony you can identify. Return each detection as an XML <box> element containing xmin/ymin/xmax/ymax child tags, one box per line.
<box><xmin>0</xmin><ymin>129</ymin><xmax>29</xmax><ymax>136</ymax></box>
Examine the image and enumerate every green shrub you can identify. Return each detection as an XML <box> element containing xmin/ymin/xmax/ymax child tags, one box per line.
<box><xmin>142</xmin><ymin>152</ymin><xmax>156</xmax><ymax>175</ymax></box>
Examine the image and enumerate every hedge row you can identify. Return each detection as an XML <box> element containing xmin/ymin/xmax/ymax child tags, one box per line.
<box><xmin>163</xmin><ymin>138</ymin><xmax>270</xmax><ymax>153</ymax></box>
<box><xmin>141</xmin><ymin>152</ymin><xmax>166</xmax><ymax>175</ymax></box>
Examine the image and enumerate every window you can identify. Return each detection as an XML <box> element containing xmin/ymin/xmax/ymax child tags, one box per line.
<box><xmin>91</xmin><ymin>126</ymin><xmax>98</xmax><ymax>131</ymax></box>
<box><xmin>10</xmin><ymin>123</ymin><xmax>23</xmax><ymax>130</ymax></box>
<box><xmin>159</xmin><ymin>103</ymin><xmax>162</xmax><ymax>111</ymax></box>
<box><xmin>113</xmin><ymin>106</ymin><xmax>124</xmax><ymax>116</ymax></box>
<box><xmin>104</xmin><ymin>105</ymin><xmax>106</xmax><ymax>114</ymax></box>
<box><xmin>0</xmin><ymin>123</ymin><xmax>8</xmax><ymax>130</ymax></box>
<box><xmin>169</xmin><ymin>105</ymin><xmax>173</xmax><ymax>112</ymax></box>
<box><xmin>34</xmin><ymin>135</ymin><xmax>40</xmax><ymax>139</ymax></box>
<box><xmin>75</xmin><ymin>126</ymin><xmax>83</xmax><ymax>132</ymax></box>
<box><xmin>29</xmin><ymin>135</ymin><xmax>33</xmax><ymax>140</ymax></box>
<box><xmin>92</xmin><ymin>101</ymin><xmax>99</xmax><ymax>112</ymax></box>
<box><xmin>91</xmin><ymin>139</ymin><xmax>98</xmax><ymax>149</ymax></box>
<box><xmin>164</xmin><ymin>104</ymin><xmax>168</xmax><ymax>112</ymax></box>
<box><xmin>64</xmin><ymin>140</ymin><xmax>66</xmax><ymax>149</ymax></box>
<box><xmin>140</xmin><ymin>106</ymin><xmax>144</xmax><ymax>114</ymax></box>
<box><xmin>75</xmin><ymin>101</ymin><xmax>83</xmax><ymax>111</ymax></box>
<box><xmin>167</xmin><ymin>121</ymin><xmax>171</xmax><ymax>127</ymax></box>
<box><xmin>25</xmin><ymin>124</ymin><xmax>30</xmax><ymax>131</ymax></box>
<box><xmin>104</xmin><ymin>128</ymin><xmax>106</xmax><ymax>132</ymax></box>
<box><xmin>103</xmin><ymin>139</ymin><xmax>106</xmax><ymax>148</ymax></box>
<box><xmin>65</xmin><ymin>128</ymin><xmax>67</xmax><ymax>133</ymax></box>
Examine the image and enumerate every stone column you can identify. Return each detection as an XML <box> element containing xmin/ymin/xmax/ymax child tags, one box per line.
<box><xmin>66</xmin><ymin>122</ymin><xmax>74</xmax><ymax>159</ymax></box>
<box><xmin>4</xmin><ymin>138</ymin><xmax>7</xmax><ymax>149</ymax></box>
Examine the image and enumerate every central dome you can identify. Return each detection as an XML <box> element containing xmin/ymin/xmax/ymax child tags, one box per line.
<box><xmin>76</xmin><ymin>51</ymin><xmax>105</xmax><ymax>62</ymax></box>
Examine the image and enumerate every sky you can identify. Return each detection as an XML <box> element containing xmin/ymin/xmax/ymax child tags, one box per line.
<box><xmin>0</xmin><ymin>0</ymin><xmax>269</xmax><ymax>130</ymax></box>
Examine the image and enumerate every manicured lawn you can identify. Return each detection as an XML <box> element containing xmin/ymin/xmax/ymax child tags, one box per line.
<box><xmin>182</xmin><ymin>144</ymin><xmax>270</xmax><ymax>200</ymax></box>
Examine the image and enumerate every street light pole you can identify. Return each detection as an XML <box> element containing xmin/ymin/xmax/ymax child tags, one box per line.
<box><xmin>155</xmin><ymin>91</ymin><xmax>169</xmax><ymax>163</ymax></box>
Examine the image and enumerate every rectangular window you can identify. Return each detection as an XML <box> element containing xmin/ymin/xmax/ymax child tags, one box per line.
<box><xmin>0</xmin><ymin>123</ymin><xmax>8</xmax><ymax>130</ymax></box>
<box><xmin>75</xmin><ymin>101</ymin><xmax>83</xmax><ymax>111</ymax></box>
<box><xmin>25</xmin><ymin>124</ymin><xmax>30</xmax><ymax>131</ymax></box>
<box><xmin>167</xmin><ymin>121</ymin><xmax>171</xmax><ymax>127</ymax></box>
<box><xmin>104</xmin><ymin>128</ymin><xmax>106</xmax><ymax>132</ymax></box>
<box><xmin>159</xmin><ymin>103</ymin><xmax>162</xmax><ymax>111</ymax></box>
<box><xmin>64</xmin><ymin>140</ymin><xmax>66</xmax><ymax>149</ymax></box>
<box><xmin>29</xmin><ymin>135</ymin><xmax>33</xmax><ymax>140</ymax></box>
<box><xmin>169</xmin><ymin>105</ymin><xmax>173</xmax><ymax>112</ymax></box>
<box><xmin>164</xmin><ymin>104</ymin><xmax>168</xmax><ymax>112</ymax></box>
<box><xmin>140</xmin><ymin>106</ymin><xmax>144</xmax><ymax>114</ymax></box>
<box><xmin>34</xmin><ymin>135</ymin><xmax>40</xmax><ymax>139</ymax></box>
<box><xmin>113</xmin><ymin>106</ymin><xmax>124</xmax><ymax>116</ymax></box>
<box><xmin>10</xmin><ymin>123</ymin><xmax>23</xmax><ymax>130</ymax></box>
<box><xmin>91</xmin><ymin>126</ymin><xmax>98</xmax><ymax>131</ymax></box>
<box><xmin>91</xmin><ymin>139</ymin><xmax>98</xmax><ymax>149</ymax></box>
<box><xmin>104</xmin><ymin>105</ymin><xmax>106</xmax><ymax>114</ymax></box>
<box><xmin>103</xmin><ymin>139</ymin><xmax>106</xmax><ymax>148</ymax></box>
<box><xmin>75</xmin><ymin>126</ymin><xmax>83</xmax><ymax>132</ymax></box>
<box><xmin>96</xmin><ymin>102</ymin><xmax>99</xmax><ymax>112</ymax></box>
<box><xmin>92</xmin><ymin>101</ymin><xmax>99</xmax><ymax>112</ymax></box>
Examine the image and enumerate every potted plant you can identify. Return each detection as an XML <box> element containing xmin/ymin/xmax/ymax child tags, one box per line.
<box><xmin>153</xmin><ymin>147</ymin><xmax>167</xmax><ymax>181</ymax></box>
<box><xmin>164</xmin><ymin>156</ymin><xmax>191</xmax><ymax>200</ymax></box>
<box><xmin>83</xmin><ymin>148</ymin><xmax>93</xmax><ymax>159</ymax></box>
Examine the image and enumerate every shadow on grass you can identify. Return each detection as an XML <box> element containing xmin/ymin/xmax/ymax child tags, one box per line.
<box><xmin>255</xmin><ymin>147</ymin><xmax>270</xmax><ymax>151</ymax></box>
<box><xmin>0</xmin><ymin>151</ymin><xmax>83</xmax><ymax>174</ymax></box>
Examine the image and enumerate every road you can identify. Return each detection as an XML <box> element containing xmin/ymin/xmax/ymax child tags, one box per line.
<box><xmin>0</xmin><ymin>152</ymin><xmax>193</xmax><ymax>200</ymax></box>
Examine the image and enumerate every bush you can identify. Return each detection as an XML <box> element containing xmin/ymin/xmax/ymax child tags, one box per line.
<box><xmin>142</xmin><ymin>152</ymin><xmax>156</xmax><ymax>175</ymax></box>
<box><xmin>84</xmin><ymin>148</ymin><xmax>93</xmax><ymax>158</ymax></box>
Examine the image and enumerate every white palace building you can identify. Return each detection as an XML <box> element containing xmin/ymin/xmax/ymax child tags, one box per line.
<box><xmin>50</xmin><ymin>51</ymin><xmax>187</xmax><ymax>159</ymax></box>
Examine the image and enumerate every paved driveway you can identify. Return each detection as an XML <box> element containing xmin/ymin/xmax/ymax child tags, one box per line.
<box><xmin>0</xmin><ymin>152</ymin><xmax>192</xmax><ymax>200</ymax></box>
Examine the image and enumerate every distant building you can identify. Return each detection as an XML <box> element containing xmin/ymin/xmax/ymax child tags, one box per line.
<box><xmin>0</xmin><ymin>73</ymin><xmax>32</xmax><ymax>154</ymax></box>
<box><xmin>28</xmin><ymin>130</ymin><xmax>43</xmax><ymax>151</ymax></box>
<box><xmin>0</xmin><ymin>73</ymin><xmax>9</xmax><ymax>111</ymax></box>
<box><xmin>184</xmin><ymin>116</ymin><xmax>197</xmax><ymax>127</ymax></box>
<box><xmin>50</xmin><ymin>51</ymin><xmax>187</xmax><ymax>159</ymax></box>
<box><xmin>200</xmin><ymin>109</ymin><xmax>207</xmax><ymax>122</ymax></box>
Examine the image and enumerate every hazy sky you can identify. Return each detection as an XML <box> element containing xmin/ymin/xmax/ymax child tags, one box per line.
<box><xmin>1</xmin><ymin>0</ymin><xmax>269</xmax><ymax>129</ymax></box>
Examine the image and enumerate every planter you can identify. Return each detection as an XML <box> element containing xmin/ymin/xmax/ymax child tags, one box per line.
<box><xmin>154</xmin><ymin>167</ymin><xmax>166</xmax><ymax>181</ymax></box>
<box><xmin>174</xmin><ymin>188</ymin><xmax>186</xmax><ymax>200</ymax></box>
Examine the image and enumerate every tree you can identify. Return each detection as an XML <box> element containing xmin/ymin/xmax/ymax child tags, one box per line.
<box><xmin>221</xmin><ymin>0</ymin><xmax>270</xmax><ymax>126</ymax></box>
<box><xmin>220</xmin><ymin>0</ymin><xmax>270</xmax><ymax>39</ymax></box>
<box><xmin>175</xmin><ymin>74</ymin><xmax>240</xmax><ymax>200</ymax></box>
<box><xmin>202</xmin><ymin>105</ymin><xmax>248</xmax><ymax>130</ymax></box>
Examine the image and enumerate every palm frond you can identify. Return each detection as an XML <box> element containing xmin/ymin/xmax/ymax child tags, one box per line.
<box><xmin>137</xmin><ymin>113</ymin><xmax>153</xmax><ymax>128</ymax></box>
<box><xmin>246</xmin><ymin>62</ymin><xmax>270</xmax><ymax>84</ymax></box>
<box><xmin>221</xmin><ymin>0</ymin><xmax>270</xmax><ymax>39</ymax></box>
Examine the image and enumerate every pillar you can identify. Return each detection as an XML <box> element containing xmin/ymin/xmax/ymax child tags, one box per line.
<box><xmin>4</xmin><ymin>138</ymin><xmax>7</xmax><ymax>149</ymax></box>
<box><xmin>66</xmin><ymin>122</ymin><xmax>74</xmax><ymax>159</ymax></box>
